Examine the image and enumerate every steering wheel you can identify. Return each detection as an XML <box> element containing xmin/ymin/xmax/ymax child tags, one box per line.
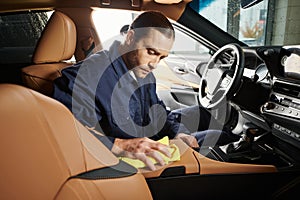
<box><xmin>199</xmin><ymin>43</ymin><xmax>245</xmax><ymax>109</ymax></box>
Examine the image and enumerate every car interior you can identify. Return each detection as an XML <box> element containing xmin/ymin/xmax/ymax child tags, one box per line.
<box><xmin>22</xmin><ymin>11</ymin><xmax>77</xmax><ymax>96</ymax></box>
<box><xmin>0</xmin><ymin>0</ymin><xmax>300</xmax><ymax>199</ymax></box>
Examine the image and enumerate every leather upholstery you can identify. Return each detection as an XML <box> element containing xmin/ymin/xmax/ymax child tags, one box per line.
<box><xmin>0</xmin><ymin>84</ymin><xmax>152</xmax><ymax>200</ymax></box>
<box><xmin>141</xmin><ymin>139</ymin><xmax>277</xmax><ymax>178</ymax></box>
<box><xmin>22</xmin><ymin>11</ymin><xmax>76</xmax><ymax>96</ymax></box>
<box><xmin>22</xmin><ymin>63</ymin><xmax>69</xmax><ymax>96</ymax></box>
<box><xmin>33</xmin><ymin>11</ymin><xmax>76</xmax><ymax>63</ymax></box>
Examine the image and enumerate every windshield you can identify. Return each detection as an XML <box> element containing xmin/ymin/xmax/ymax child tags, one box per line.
<box><xmin>189</xmin><ymin>0</ymin><xmax>275</xmax><ymax>47</ymax></box>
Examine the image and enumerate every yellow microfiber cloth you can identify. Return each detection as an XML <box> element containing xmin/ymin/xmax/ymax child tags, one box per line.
<box><xmin>119</xmin><ymin>136</ymin><xmax>180</xmax><ymax>169</ymax></box>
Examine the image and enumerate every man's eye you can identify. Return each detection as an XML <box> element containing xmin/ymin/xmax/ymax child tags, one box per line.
<box><xmin>148</xmin><ymin>49</ymin><xmax>156</xmax><ymax>55</ymax></box>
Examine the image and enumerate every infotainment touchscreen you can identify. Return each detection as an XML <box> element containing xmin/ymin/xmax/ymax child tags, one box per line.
<box><xmin>283</xmin><ymin>46</ymin><xmax>300</xmax><ymax>80</ymax></box>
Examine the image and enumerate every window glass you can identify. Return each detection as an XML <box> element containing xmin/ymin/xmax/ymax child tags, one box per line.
<box><xmin>92</xmin><ymin>9</ymin><xmax>211</xmax><ymax>87</ymax></box>
<box><xmin>171</xmin><ymin>28</ymin><xmax>210</xmax><ymax>55</ymax></box>
<box><xmin>239</xmin><ymin>1</ymin><xmax>268</xmax><ymax>46</ymax></box>
<box><xmin>92</xmin><ymin>9</ymin><xmax>210</xmax><ymax>56</ymax></box>
<box><xmin>0</xmin><ymin>11</ymin><xmax>53</xmax><ymax>64</ymax></box>
<box><xmin>165</xmin><ymin>24</ymin><xmax>211</xmax><ymax>87</ymax></box>
<box><xmin>92</xmin><ymin>9</ymin><xmax>137</xmax><ymax>49</ymax></box>
<box><xmin>190</xmin><ymin>0</ymin><xmax>269</xmax><ymax>46</ymax></box>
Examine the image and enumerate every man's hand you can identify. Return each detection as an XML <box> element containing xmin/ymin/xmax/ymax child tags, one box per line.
<box><xmin>175</xmin><ymin>133</ymin><xmax>199</xmax><ymax>148</ymax></box>
<box><xmin>111</xmin><ymin>137</ymin><xmax>171</xmax><ymax>171</ymax></box>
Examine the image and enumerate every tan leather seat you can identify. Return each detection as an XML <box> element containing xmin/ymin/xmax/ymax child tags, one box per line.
<box><xmin>22</xmin><ymin>11</ymin><xmax>76</xmax><ymax>96</ymax></box>
<box><xmin>0</xmin><ymin>84</ymin><xmax>152</xmax><ymax>200</ymax></box>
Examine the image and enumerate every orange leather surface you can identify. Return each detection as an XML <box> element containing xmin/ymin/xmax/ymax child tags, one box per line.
<box><xmin>0</xmin><ymin>84</ymin><xmax>122</xmax><ymax>199</ymax></box>
<box><xmin>141</xmin><ymin>139</ymin><xmax>277</xmax><ymax>179</ymax></box>
<box><xmin>142</xmin><ymin>0</ymin><xmax>192</xmax><ymax>21</ymax></box>
<box><xmin>33</xmin><ymin>11</ymin><xmax>76</xmax><ymax>64</ymax></box>
<box><xmin>22</xmin><ymin>62</ymin><xmax>69</xmax><ymax>96</ymax></box>
<box><xmin>195</xmin><ymin>152</ymin><xmax>277</xmax><ymax>174</ymax></box>
<box><xmin>58</xmin><ymin>8</ymin><xmax>103</xmax><ymax>61</ymax></box>
<box><xmin>56</xmin><ymin>174</ymin><xmax>153</xmax><ymax>200</ymax></box>
<box><xmin>22</xmin><ymin>11</ymin><xmax>76</xmax><ymax>96</ymax></box>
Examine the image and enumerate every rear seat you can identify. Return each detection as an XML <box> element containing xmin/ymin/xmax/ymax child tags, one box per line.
<box><xmin>22</xmin><ymin>11</ymin><xmax>76</xmax><ymax>96</ymax></box>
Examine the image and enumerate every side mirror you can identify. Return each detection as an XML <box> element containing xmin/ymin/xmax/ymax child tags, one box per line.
<box><xmin>241</xmin><ymin>0</ymin><xmax>263</xmax><ymax>9</ymax></box>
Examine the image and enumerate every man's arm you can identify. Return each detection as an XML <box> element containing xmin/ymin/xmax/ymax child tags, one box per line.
<box><xmin>151</xmin><ymin>94</ymin><xmax>198</xmax><ymax>148</ymax></box>
<box><xmin>148</xmin><ymin>77</ymin><xmax>199</xmax><ymax>148</ymax></box>
<box><xmin>175</xmin><ymin>133</ymin><xmax>199</xmax><ymax>148</ymax></box>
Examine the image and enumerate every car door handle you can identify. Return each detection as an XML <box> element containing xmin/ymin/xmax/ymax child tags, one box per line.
<box><xmin>174</xmin><ymin>67</ymin><xmax>188</xmax><ymax>74</ymax></box>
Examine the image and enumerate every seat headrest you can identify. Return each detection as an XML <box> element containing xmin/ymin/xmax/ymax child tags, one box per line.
<box><xmin>33</xmin><ymin>11</ymin><xmax>76</xmax><ymax>64</ymax></box>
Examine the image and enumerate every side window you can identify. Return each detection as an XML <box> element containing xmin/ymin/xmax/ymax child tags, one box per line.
<box><xmin>171</xmin><ymin>28</ymin><xmax>210</xmax><ymax>56</ymax></box>
<box><xmin>159</xmin><ymin>24</ymin><xmax>211</xmax><ymax>88</ymax></box>
<box><xmin>92</xmin><ymin>9</ymin><xmax>137</xmax><ymax>50</ymax></box>
<box><xmin>190</xmin><ymin>0</ymin><xmax>269</xmax><ymax>46</ymax></box>
<box><xmin>0</xmin><ymin>11</ymin><xmax>52</xmax><ymax>64</ymax></box>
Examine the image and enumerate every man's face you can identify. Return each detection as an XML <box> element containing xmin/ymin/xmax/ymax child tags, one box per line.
<box><xmin>125</xmin><ymin>29</ymin><xmax>174</xmax><ymax>79</ymax></box>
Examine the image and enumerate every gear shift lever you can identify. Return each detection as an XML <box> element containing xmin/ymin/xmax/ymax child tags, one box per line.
<box><xmin>226</xmin><ymin>122</ymin><xmax>260</xmax><ymax>154</ymax></box>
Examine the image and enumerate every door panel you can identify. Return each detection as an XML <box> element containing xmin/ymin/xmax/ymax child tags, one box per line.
<box><xmin>153</xmin><ymin>24</ymin><xmax>212</xmax><ymax>110</ymax></box>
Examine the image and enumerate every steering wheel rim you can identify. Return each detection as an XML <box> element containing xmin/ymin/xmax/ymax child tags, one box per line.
<box><xmin>198</xmin><ymin>43</ymin><xmax>244</xmax><ymax>109</ymax></box>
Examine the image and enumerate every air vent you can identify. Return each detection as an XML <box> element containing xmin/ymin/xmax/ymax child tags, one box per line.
<box><xmin>273</xmin><ymin>81</ymin><xmax>300</xmax><ymax>98</ymax></box>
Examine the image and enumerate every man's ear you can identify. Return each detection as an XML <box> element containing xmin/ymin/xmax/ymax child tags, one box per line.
<box><xmin>126</xmin><ymin>30</ymin><xmax>135</xmax><ymax>46</ymax></box>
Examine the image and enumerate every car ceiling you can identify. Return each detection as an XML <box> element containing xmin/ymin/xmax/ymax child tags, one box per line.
<box><xmin>0</xmin><ymin>0</ymin><xmax>192</xmax><ymax>21</ymax></box>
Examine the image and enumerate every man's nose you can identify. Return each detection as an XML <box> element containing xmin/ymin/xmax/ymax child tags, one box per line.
<box><xmin>149</xmin><ymin>63</ymin><xmax>157</xmax><ymax>70</ymax></box>
<box><xmin>149</xmin><ymin>57</ymin><xmax>160</xmax><ymax>69</ymax></box>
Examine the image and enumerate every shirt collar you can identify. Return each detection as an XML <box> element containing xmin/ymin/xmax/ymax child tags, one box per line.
<box><xmin>129</xmin><ymin>70</ymin><xmax>138</xmax><ymax>82</ymax></box>
<box><xmin>108</xmin><ymin>41</ymin><xmax>137</xmax><ymax>87</ymax></box>
<box><xmin>108</xmin><ymin>41</ymin><xmax>151</xmax><ymax>87</ymax></box>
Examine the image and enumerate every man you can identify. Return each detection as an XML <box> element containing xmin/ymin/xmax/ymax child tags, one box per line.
<box><xmin>53</xmin><ymin>11</ymin><xmax>239</xmax><ymax>170</ymax></box>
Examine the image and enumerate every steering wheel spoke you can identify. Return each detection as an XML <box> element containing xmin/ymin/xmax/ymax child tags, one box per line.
<box><xmin>220</xmin><ymin>74</ymin><xmax>232</xmax><ymax>88</ymax></box>
<box><xmin>200</xmin><ymin>94</ymin><xmax>212</xmax><ymax>108</ymax></box>
<box><xmin>219</xmin><ymin>63</ymin><xmax>232</xmax><ymax>69</ymax></box>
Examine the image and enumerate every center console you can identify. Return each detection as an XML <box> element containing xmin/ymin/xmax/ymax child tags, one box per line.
<box><xmin>262</xmin><ymin>80</ymin><xmax>300</xmax><ymax>147</ymax></box>
<box><xmin>202</xmin><ymin>79</ymin><xmax>300</xmax><ymax>171</ymax></box>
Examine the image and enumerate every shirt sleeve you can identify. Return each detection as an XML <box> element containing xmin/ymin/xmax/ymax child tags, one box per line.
<box><xmin>53</xmin><ymin>65</ymin><xmax>101</xmax><ymax>126</ymax></box>
<box><xmin>146</xmin><ymin>76</ymin><xmax>191</xmax><ymax>140</ymax></box>
<box><xmin>157</xmin><ymin>99</ymin><xmax>191</xmax><ymax>139</ymax></box>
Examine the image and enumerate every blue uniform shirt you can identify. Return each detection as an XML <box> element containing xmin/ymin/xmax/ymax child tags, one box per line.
<box><xmin>53</xmin><ymin>41</ymin><xmax>189</xmax><ymax>149</ymax></box>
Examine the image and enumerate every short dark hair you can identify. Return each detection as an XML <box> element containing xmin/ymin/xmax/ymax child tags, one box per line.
<box><xmin>129</xmin><ymin>11</ymin><xmax>175</xmax><ymax>41</ymax></box>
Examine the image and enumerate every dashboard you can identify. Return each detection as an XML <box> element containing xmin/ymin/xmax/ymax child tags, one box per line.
<box><xmin>233</xmin><ymin>45</ymin><xmax>300</xmax><ymax>152</ymax></box>
<box><xmin>261</xmin><ymin>46</ymin><xmax>300</xmax><ymax>150</ymax></box>
<box><xmin>199</xmin><ymin>44</ymin><xmax>300</xmax><ymax>171</ymax></box>
<box><xmin>160</xmin><ymin>42</ymin><xmax>300</xmax><ymax>170</ymax></box>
